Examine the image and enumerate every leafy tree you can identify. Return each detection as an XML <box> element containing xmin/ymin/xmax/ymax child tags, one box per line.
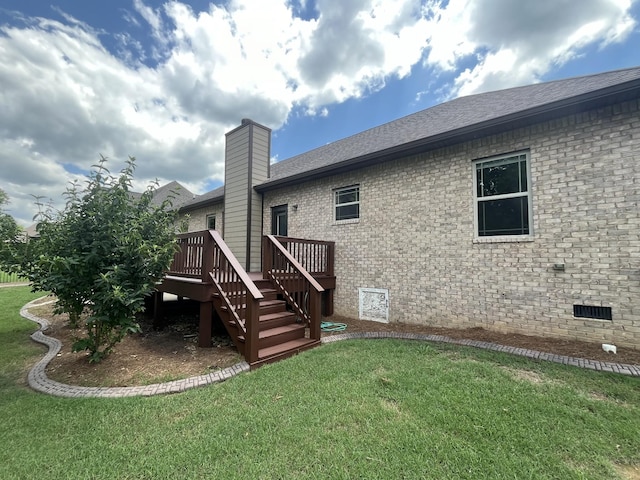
<box><xmin>29</xmin><ymin>156</ymin><xmax>178</xmax><ymax>362</ymax></box>
<box><xmin>0</xmin><ymin>189</ymin><xmax>22</xmax><ymax>268</ymax></box>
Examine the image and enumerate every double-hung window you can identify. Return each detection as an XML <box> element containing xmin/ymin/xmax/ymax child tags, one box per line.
<box><xmin>334</xmin><ymin>185</ymin><xmax>360</xmax><ymax>221</ymax></box>
<box><xmin>474</xmin><ymin>152</ymin><xmax>531</xmax><ymax>237</ymax></box>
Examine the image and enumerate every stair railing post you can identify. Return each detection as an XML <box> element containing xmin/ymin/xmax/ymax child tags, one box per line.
<box><xmin>246</xmin><ymin>295</ymin><xmax>260</xmax><ymax>364</ymax></box>
<box><xmin>327</xmin><ymin>242</ymin><xmax>335</xmax><ymax>277</ymax></box>
<box><xmin>202</xmin><ymin>230</ymin><xmax>214</xmax><ymax>283</ymax></box>
<box><xmin>262</xmin><ymin>236</ymin><xmax>271</xmax><ymax>280</ymax></box>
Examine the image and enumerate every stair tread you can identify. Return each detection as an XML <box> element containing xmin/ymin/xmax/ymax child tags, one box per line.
<box><xmin>258</xmin><ymin>338</ymin><xmax>319</xmax><ymax>359</ymax></box>
<box><xmin>237</xmin><ymin>323</ymin><xmax>305</xmax><ymax>342</ymax></box>
<box><xmin>259</xmin><ymin>288</ymin><xmax>278</xmax><ymax>294</ymax></box>
<box><xmin>259</xmin><ymin>311</ymin><xmax>297</xmax><ymax>322</ymax></box>
<box><xmin>260</xmin><ymin>323</ymin><xmax>305</xmax><ymax>338</ymax></box>
<box><xmin>260</xmin><ymin>299</ymin><xmax>285</xmax><ymax>306</ymax></box>
<box><xmin>220</xmin><ymin>299</ymin><xmax>286</xmax><ymax>311</ymax></box>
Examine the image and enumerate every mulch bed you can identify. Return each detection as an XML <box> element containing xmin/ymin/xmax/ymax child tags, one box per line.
<box><xmin>322</xmin><ymin>315</ymin><xmax>640</xmax><ymax>365</ymax></box>
<box><xmin>25</xmin><ymin>299</ymin><xmax>640</xmax><ymax>389</ymax></box>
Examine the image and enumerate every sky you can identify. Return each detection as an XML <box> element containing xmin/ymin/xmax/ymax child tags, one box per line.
<box><xmin>0</xmin><ymin>0</ymin><xmax>639</xmax><ymax>226</ymax></box>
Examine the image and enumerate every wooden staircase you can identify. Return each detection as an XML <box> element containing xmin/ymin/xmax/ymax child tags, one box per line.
<box><xmin>214</xmin><ymin>276</ymin><xmax>320</xmax><ymax>368</ymax></box>
<box><xmin>158</xmin><ymin>230</ymin><xmax>334</xmax><ymax>369</ymax></box>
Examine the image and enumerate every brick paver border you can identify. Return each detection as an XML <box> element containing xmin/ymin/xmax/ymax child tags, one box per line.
<box><xmin>20</xmin><ymin>297</ymin><xmax>640</xmax><ymax>398</ymax></box>
<box><xmin>322</xmin><ymin>333</ymin><xmax>640</xmax><ymax>376</ymax></box>
<box><xmin>20</xmin><ymin>297</ymin><xmax>250</xmax><ymax>398</ymax></box>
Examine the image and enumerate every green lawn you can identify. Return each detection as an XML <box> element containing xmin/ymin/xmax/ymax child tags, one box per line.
<box><xmin>2</xmin><ymin>286</ymin><xmax>639</xmax><ymax>479</ymax></box>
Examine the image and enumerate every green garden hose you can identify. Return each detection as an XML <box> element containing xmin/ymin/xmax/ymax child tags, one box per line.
<box><xmin>320</xmin><ymin>322</ymin><xmax>347</xmax><ymax>332</ymax></box>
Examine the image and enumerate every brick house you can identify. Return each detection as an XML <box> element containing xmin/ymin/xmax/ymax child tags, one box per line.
<box><xmin>176</xmin><ymin>66</ymin><xmax>640</xmax><ymax>352</ymax></box>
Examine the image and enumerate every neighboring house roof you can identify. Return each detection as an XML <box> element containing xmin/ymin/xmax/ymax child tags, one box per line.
<box><xmin>256</xmin><ymin>66</ymin><xmax>640</xmax><ymax>191</ymax></box>
<box><xmin>24</xmin><ymin>223</ymin><xmax>39</xmax><ymax>239</ymax></box>
<box><xmin>179</xmin><ymin>185</ymin><xmax>224</xmax><ymax>212</ymax></box>
<box><xmin>16</xmin><ymin>223</ymin><xmax>39</xmax><ymax>241</ymax></box>
<box><xmin>132</xmin><ymin>181</ymin><xmax>195</xmax><ymax>209</ymax></box>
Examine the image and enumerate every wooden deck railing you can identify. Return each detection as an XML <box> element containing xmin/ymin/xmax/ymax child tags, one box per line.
<box><xmin>207</xmin><ymin>230</ymin><xmax>263</xmax><ymax>364</ymax></box>
<box><xmin>263</xmin><ymin>235</ymin><xmax>324</xmax><ymax>341</ymax></box>
<box><xmin>168</xmin><ymin>230</ymin><xmax>213</xmax><ymax>282</ymax></box>
<box><xmin>270</xmin><ymin>236</ymin><xmax>335</xmax><ymax>276</ymax></box>
<box><xmin>167</xmin><ymin>231</ymin><xmax>333</xmax><ymax>362</ymax></box>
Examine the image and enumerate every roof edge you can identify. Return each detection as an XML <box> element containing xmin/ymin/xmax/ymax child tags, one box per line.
<box><xmin>256</xmin><ymin>77</ymin><xmax>640</xmax><ymax>192</ymax></box>
<box><xmin>179</xmin><ymin>194</ymin><xmax>224</xmax><ymax>212</ymax></box>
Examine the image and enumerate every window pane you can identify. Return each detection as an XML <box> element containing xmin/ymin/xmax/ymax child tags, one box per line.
<box><xmin>477</xmin><ymin>157</ymin><xmax>524</xmax><ymax>197</ymax></box>
<box><xmin>478</xmin><ymin>197</ymin><xmax>529</xmax><ymax>236</ymax></box>
<box><xmin>335</xmin><ymin>185</ymin><xmax>360</xmax><ymax>221</ymax></box>
<box><xmin>207</xmin><ymin>216</ymin><xmax>216</xmax><ymax>230</ymax></box>
<box><xmin>336</xmin><ymin>204</ymin><xmax>359</xmax><ymax>221</ymax></box>
<box><xmin>519</xmin><ymin>159</ymin><xmax>527</xmax><ymax>192</ymax></box>
<box><xmin>336</xmin><ymin>187</ymin><xmax>359</xmax><ymax>204</ymax></box>
<box><xmin>277</xmin><ymin>213</ymin><xmax>287</xmax><ymax>236</ymax></box>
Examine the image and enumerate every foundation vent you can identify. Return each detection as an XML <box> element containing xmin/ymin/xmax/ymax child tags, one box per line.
<box><xmin>573</xmin><ymin>305</ymin><xmax>612</xmax><ymax>321</ymax></box>
<box><xmin>359</xmin><ymin>288</ymin><xmax>389</xmax><ymax>323</ymax></box>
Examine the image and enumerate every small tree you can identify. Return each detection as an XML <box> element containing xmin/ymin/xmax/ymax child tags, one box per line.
<box><xmin>0</xmin><ymin>189</ymin><xmax>22</xmax><ymax>268</ymax></box>
<box><xmin>29</xmin><ymin>156</ymin><xmax>178</xmax><ymax>362</ymax></box>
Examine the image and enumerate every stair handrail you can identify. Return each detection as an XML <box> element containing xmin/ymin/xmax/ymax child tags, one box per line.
<box><xmin>264</xmin><ymin>235</ymin><xmax>324</xmax><ymax>342</ymax></box>
<box><xmin>207</xmin><ymin>230</ymin><xmax>263</xmax><ymax>364</ymax></box>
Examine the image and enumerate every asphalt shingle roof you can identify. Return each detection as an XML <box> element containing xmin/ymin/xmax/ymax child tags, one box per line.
<box><xmin>179</xmin><ymin>185</ymin><xmax>224</xmax><ymax>211</ymax></box>
<box><xmin>132</xmin><ymin>180</ymin><xmax>195</xmax><ymax>209</ymax></box>
<box><xmin>262</xmin><ymin>66</ymin><xmax>640</xmax><ymax>188</ymax></box>
<box><xmin>175</xmin><ymin>66</ymin><xmax>640</xmax><ymax>205</ymax></box>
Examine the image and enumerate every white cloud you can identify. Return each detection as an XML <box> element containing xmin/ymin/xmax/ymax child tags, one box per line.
<box><xmin>425</xmin><ymin>0</ymin><xmax>637</xmax><ymax>96</ymax></box>
<box><xmin>133</xmin><ymin>0</ymin><xmax>163</xmax><ymax>32</ymax></box>
<box><xmin>0</xmin><ymin>0</ymin><xmax>637</xmax><ymax>226</ymax></box>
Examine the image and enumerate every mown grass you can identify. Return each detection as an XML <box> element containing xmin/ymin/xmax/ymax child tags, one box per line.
<box><xmin>2</xmin><ymin>286</ymin><xmax>639</xmax><ymax>479</ymax></box>
<box><xmin>0</xmin><ymin>286</ymin><xmax>47</xmax><ymax>390</ymax></box>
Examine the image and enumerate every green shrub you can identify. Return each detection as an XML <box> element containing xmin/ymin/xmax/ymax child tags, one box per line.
<box><xmin>27</xmin><ymin>156</ymin><xmax>178</xmax><ymax>362</ymax></box>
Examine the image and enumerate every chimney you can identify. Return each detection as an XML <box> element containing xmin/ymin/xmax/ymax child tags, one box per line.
<box><xmin>224</xmin><ymin>119</ymin><xmax>271</xmax><ymax>272</ymax></box>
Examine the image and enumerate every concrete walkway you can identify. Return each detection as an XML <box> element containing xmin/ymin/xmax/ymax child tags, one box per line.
<box><xmin>20</xmin><ymin>297</ymin><xmax>640</xmax><ymax>399</ymax></box>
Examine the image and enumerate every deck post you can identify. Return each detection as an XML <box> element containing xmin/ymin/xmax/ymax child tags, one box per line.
<box><xmin>198</xmin><ymin>301</ymin><xmax>213</xmax><ymax>348</ymax></box>
<box><xmin>323</xmin><ymin>290</ymin><xmax>334</xmax><ymax>317</ymax></box>
<box><xmin>153</xmin><ymin>291</ymin><xmax>164</xmax><ymax>328</ymax></box>
<box><xmin>310</xmin><ymin>289</ymin><xmax>321</xmax><ymax>341</ymax></box>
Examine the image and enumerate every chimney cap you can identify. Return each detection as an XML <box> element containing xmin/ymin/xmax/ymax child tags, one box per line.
<box><xmin>241</xmin><ymin>118</ymin><xmax>252</xmax><ymax>125</ymax></box>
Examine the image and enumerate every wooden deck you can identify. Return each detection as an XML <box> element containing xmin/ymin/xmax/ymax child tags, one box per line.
<box><xmin>153</xmin><ymin>231</ymin><xmax>336</xmax><ymax>368</ymax></box>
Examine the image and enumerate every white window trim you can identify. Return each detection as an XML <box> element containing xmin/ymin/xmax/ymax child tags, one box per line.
<box><xmin>333</xmin><ymin>184</ymin><xmax>360</xmax><ymax>224</ymax></box>
<box><xmin>472</xmin><ymin>151</ymin><xmax>533</xmax><ymax>242</ymax></box>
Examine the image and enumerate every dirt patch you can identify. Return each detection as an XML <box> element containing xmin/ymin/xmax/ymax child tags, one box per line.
<box><xmin>26</xmin><ymin>302</ymin><xmax>640</xmax><ymax>388</ymax></box>
<box><xmin>615</xmin><ymin>464</ymin><xmax>640</xmax><ymax>480</ymax></box>
<box><xmin>499</xmin><ymin>366</ymin><xmax>547</xmax><ymax>385</ymax></box>
<box><xmin>30</xmin><ymin>301</ymin><xmax>241</xmax><ymax>387</ymax></box>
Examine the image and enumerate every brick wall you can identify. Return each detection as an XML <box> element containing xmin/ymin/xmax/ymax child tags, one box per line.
<box><xmin>179</xmin><ymin>201</ymin><xmax>224</xmax><ymax>235</ymax></box>
<box><xmin>262</xmin><ymin>99</ymin><xmax>640</xmax><ymax>349</ymax></box>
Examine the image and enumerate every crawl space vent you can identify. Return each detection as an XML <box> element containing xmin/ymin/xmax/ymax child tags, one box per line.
<box><xmin>358</xmin><ymin>288</ymin><xmax>389</xmax><ymax>323</ymax></box>
<box><xmin>573</xmin><ymin>305</ymin><xmax>612</xmax><ymax>321</ymax></box>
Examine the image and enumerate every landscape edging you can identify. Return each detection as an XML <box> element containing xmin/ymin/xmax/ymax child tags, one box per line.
<box><xmin>20</xmin><ymin>297</ymin><xmax>640</xmax><ymax>398</ymax></box>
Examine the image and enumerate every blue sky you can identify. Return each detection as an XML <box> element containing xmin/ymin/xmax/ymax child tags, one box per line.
<box><xmin>1</xmin><ymin>0</ymin><xmax>639</xmax><ymax>225</ymax></box>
